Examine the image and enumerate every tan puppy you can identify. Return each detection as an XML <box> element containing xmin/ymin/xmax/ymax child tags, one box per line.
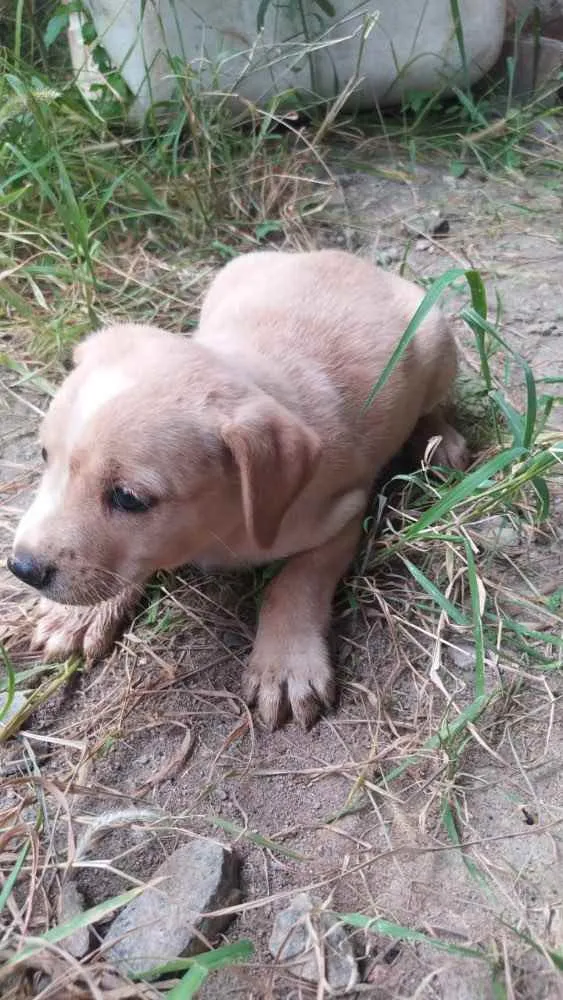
<box><xmin>8</xmin><ymin>250</ymin><xmax>467</xmax><ymax>728</ymax></box>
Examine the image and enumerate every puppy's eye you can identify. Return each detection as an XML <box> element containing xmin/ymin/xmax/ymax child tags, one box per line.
<box><xmin>41</xmin><ymin>447</ymin><xmax>48</xmax><ymax>463</ymax></box>
<box><xmin>109</xmin><ymin>486</ymin><xmax>154</xmax><ymax>514</ymax></box>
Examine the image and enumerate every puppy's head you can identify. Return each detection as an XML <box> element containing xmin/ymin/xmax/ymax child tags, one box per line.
<box><xmin>8</xmin><ymin>324</ymin><xmax>320</xmax><ymax>605</ymax></box>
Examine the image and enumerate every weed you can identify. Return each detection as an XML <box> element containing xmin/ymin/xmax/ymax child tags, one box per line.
<box><xmin>0</xmin><ymin>35</ymin><xmax>330</xmax><ymax>359</ymax></box>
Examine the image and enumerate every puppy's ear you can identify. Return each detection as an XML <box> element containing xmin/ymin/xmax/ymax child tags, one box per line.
<box><xmin>222</xmin><ymin>399</ymin><xmax>321</xmax><ymax>550</ymax></box>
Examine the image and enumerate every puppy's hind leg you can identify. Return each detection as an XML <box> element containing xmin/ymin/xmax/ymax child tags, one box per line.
<box><xmin>410</xmin><ymin>320</ymin><xmax>468</xmax><ymax>470</ymax></box>
<box><xmin>31</xmin><ymin>586</ymin><xmax>140</xmax><ymax>662</ymax></box>
<box><xmin>243</xmin><ymin>515</ymin><xmax>364</xmax><ymax>730</ymax></box>
<box><xmin>408</xmin><ymin>408</ymin><xmax>469</xmax><ymax>471</ymax></box>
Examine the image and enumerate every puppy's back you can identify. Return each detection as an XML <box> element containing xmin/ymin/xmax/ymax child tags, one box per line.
<box><xmin>197</xmin><ymin>250</ymin><xmax>455</xmax><ymax>420</ymax></box>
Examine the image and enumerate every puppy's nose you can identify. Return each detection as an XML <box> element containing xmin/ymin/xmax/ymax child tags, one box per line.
<box><xmin>7</xmin><ymin>551</ymin><xmax>55</xmax><ymax>591</ymax></box>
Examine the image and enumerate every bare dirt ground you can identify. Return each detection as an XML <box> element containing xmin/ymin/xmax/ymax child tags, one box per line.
<box><xmin>1</xmin><ymin>156</ymin><xmax>563</xmax><ymax>998</ymax></box>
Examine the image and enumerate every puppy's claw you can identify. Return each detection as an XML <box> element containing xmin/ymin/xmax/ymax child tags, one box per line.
<box><xmin>261</xmin><ymin>687</ymin><xmax>291</xmax><ymax>732</ymax></box>
<box><xmin>241</xmin><ymin>669</ymin><xmax>260</xmax><ymax>708</ymax></box>
<box><xmin>291</xmin><ymin>677</ymin><xmax>335</xmax><ymax>730</ymax></box>
<box><xmin>243</xmin><ymin>636</ymin><xmax>334</xmax><ymax>730</ymax></box>
<box><xmin>242</xmin><ymin>669</ymin><xmax>284</xmax><ymax>730</ymax></box>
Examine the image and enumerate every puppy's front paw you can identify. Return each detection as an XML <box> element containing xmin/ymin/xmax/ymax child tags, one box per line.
<box><xmin>30</xmin><ymin>589</ymin><xmax>138</xmax><ymax>662</ymax></box>
<box><xmin>243</xmin><ymin>633</ymin><xmax>335</xmax><ymax>730</ymax></box>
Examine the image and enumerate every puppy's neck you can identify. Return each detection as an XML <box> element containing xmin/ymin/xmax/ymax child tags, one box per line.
<box><xmin>192</xmin><ymin>329</ymin><xmax>298</xmax><ymax>415</ymax></box>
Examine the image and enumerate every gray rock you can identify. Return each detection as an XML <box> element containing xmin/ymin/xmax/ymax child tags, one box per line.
<box><xmin>500</xmin><ymin>35</ymin><xmax>563</xmax><ymax>101</ymax></box>
<box><xmin>59</xmin><ymin>882</ymin><xmax>90</xmax><ymax>959</ymax></box>
<box><xmin>81</xmin><ymin>0</ymin><xmax>505</xmax><ymax>119</ymax></box>
<box><xmin>269</xmin><ymin>893</ymin><xmax>359</xmax><ymax>995</ymax></box>
<box><xmin>509</xmin><ymin>1</ymin><xmax>563</xmax><ymax>25</ymax></box>
<box><xmin>0</xmin><ymin>692</ymin><xmax>28</xmax><ymax>738</ymax></box>
<box><xmin>377</xmin><ymin>246</ymin><xmax>402</xmax><ymax>266</ymax></box>
<box><xmin>106</xmin><ymin>840</ymin><xmax>241</xmax><ymax>975</ymax></box>
<box><xmin>220</xmin><ymin>630</ymin><xmax>246</xmax><ymax>649</ymax></box>
<box><xmin>449</xmin><ymin>641</ymin><xmax>476</xmax><ymax>672</ymax></box>
<box><xmin>471</xmin><ymin>515</ymin><xmax>522</xmax><ymax>552</ymax></box>
<box><xmin>527</xmin><ymin>117</ymin><xmax>562</xmax><ymax>146</ymax></box>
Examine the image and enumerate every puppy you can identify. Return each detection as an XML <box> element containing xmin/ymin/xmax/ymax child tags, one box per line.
<box><xmin>8</xmin><ymin>250</ymin><xmax>468</xmax><ymax>728</ymax></box>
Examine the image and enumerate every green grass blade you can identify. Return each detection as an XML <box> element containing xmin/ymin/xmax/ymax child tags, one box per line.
<box><xmin>0</xmin><ymin>184</ymin><xmax>32</xmax><ymax>208</ymax></box>
<box><xmin>521</xmin><ymin>359</ymin><xmax>538</xmax><ymax>449</ymax></box>
<box><xmin>0</xmin><ymin>657</ymin><xmax>83</xmax><ymax>742</ymax></box>
<box><xmin>489</xmin><ymin>390</ymin><xmax>524</xmax><ymax>447</ymax></box>
<box><xmin>0</xmin><ymin>644</ymin><xmax>16</xmax><ymax>721</ymax></box>
<box><xmin>450</xmin><ymin>0</ymin><xmax>471</xmax><ymax>93</ymax></box>
<box><xmin>185</xmin><ymin>940</ymin><xmax>254</xmax><ymax>972</ymax></box>
<box><xmin>14</xmin><ymin>0</ymin><xmax>25</xmax><ymax>65</ymax></box>
<box><xmin>167</xmin><ymin>966</ymin><xmax>207</xmax><ymax>998</ymax></box>
<box><xmin>135</xmin><ymin>940</ymin><xmax>255</xmax><ymax>988</ymax></box>
<box><xmin>0</xmin><ymin>663</ymin><xmax>66</xmax><ymax>692</ymax></box>
<box><xmin>499</xmin><ymin>920</ymin><xmax>563</xmax><ymax>972</ymax></box>
<box><xmin>401</xmin><ymin>558</ymin><xmax>467</xmax><ymax>626</ymax></box>
<box><xmin>462</xmin><ymin>540</ymin><xmax>486</xmax><ymax>697</ymax></box>
<box><xmin>531</xmin><ymin>476</ymin><xmax>550</xmax><ymax>520</ymax></box>
<box><xmin>403</xmin><ymin>447</ymin><xmax>526</xmax><ymax>539</ymax></box>
<box><xmin>364</xmin><ymin>267</ymin><xmax>466</xmax><ymax>409</ymax></box>
<box><xmin>3</xmin><ymin>887</ymin><xmax>144</xmax><ymax>969</ymax></box>
<box><xmin>461</xmin><ymin>305</ymin><xmax>540</xmax><ymax>448</ymax></box>
<box><xmin>441</xmin><ymin>796</ymin><xmax>490</xmax><ymax>892</ymax></box>
<box><xmin>0</xmin><ymin>282</ymin><xmax>42</xmax><ymax>322</ymax></box>
<box><xmin>0</xmin><ymin>354</ymin><xmax>56</xmax><ymax>395</ymax></box>
<box><xmin>209</xmin><ymin>817</ymin><xmax>308</xmax><ymax>861</ymax></box>
<box><xmin>44</xmin><ymin>13</ymin><xmax>69</xmax><ymax>50</ymax></box>
<box><xmin>256</xmin><ymin>0</ymin><xmax>272</xmax><ymax>31</ymax></box>
<box><xmin>378</xmin><ymin>693</ymin><xmax>494</xmax><ymax>787</ymax></box>
<box><xmin>335</xmin><ymin>912</ymin><xmax>488</xmax><ymax>960</ymax></box>
<box><xmin>465</xmin><ymin>267</ymin><xmax>488</xmax><ymax>321</ymax></box>
<box><xmin>489</xmin><ymin>616</ymin><xmax>563</xmax><ymax>651</ymax></box>
<box><xmin>0</xmin><ymin>840</ymin><xmax>30</xmax><ymax>914</ymax></box>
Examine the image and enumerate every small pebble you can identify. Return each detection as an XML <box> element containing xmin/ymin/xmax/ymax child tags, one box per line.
<box><xmin>377</xmin><ymin>246</ymin><xmax>402</xmax><ymax>265</ymax></box>
<box><xmin>270</xmin><ymin>893</ymin><xmax>359</xmax><ymax>995</ymax></box>
<box><xmin>471</xmin><ymin>515</ymin><xmax>522</xmax><ymax>552</ymax></box>
<box><xmin>221</xmin><ymin>630</ymin><xmax>246</xmax><ymax>649</ymax></box>
<box><xmin>432</xmin><ymin>218</ymin><xmax>450</xmax><ymax>237</ymax></box>
<box><xmin>449</xmin><ymin>641</ymin><xmax>476</xmax><ymax>671</ymax></box>
<box><xmin>59</xmin><ymin>882</ymin><xmax>90</xmax><ymax>959</ymax></box>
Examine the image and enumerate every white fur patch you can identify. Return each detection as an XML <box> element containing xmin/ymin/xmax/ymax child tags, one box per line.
<box><xmin>14</xmin><ymin>467</ymin><xmax>69</xmax><ymax>549</ymax></box>
<box><xmin>70</xmin><ymin>368</ymin><xmax>135</xmax><ymax>445</ymax></box>
<box><xmin>14</xmin><ymin>368</ymin><xmax>134</xmax><ymax>550</ymax></box>
<box><xmin>326</xmin><ymin>488</ymin><xmax>367</xmax><ymax>534</ymax></box>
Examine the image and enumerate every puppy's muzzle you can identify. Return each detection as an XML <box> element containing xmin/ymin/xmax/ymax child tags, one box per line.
<box><xmin>8</xmin><ymin>550</ymin><xmax>56</xmax><ymax>592</ymax></box>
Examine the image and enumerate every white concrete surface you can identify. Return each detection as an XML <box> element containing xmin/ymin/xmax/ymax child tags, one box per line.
<box><xmin>74</xmin><ymin>0</ymin><xmax>506</xmax><ymax>117</ymax></box>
